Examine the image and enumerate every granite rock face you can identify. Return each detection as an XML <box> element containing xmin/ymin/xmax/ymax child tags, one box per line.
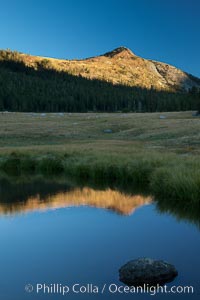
<box><xmin>119</xmin><ymin>258</ymin><xmax>178</xmax><ymax>286</ymax></box>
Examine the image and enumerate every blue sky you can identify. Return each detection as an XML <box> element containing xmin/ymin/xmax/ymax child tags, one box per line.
<box><xmin>0</xmin><ymin>0</ymin><xmax>199</xmax><ymax>76</ymax></box>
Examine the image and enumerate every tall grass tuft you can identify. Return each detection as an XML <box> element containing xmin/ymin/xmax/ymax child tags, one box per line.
<box><xmin>0</xmin><ymin>152</ymin><xmax>21</xmax><ymax>174</ymax></box>
<box><xmin>150</xmin><ymin>167</ymin><xmax>200</xmax><ymax>203</ymax></box>
<box><xmin>37</xmin><ymin>156</ymin><xmax>64</xmax><ymax>174</ymax></box>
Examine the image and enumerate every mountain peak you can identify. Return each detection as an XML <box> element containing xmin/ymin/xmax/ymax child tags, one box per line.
<box><xmin>103</xmin><ymin>47</ymin><xmax>136</xmax><ymax>58</ymax></box>
<box><xmin>1</xmin><ymin>48</ymin><xmax>199</xmax><ymax>92</ymax></box>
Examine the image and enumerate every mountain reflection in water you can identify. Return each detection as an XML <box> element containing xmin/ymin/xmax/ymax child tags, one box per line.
<box><xmin>0</xmin><ymin>187</ymin><xmax>152</xmax><ymax>216</ymax></box>
<box><xmin>0</xmin><ymin>176</ymin><xmax>199</xmax><ymax>228</ymax></box>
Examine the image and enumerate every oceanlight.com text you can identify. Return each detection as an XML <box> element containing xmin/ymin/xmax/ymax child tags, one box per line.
<box><xmin>25</xmin><ymin>283</ymin><xmax>194</xmax><ymax>296</ymax></box>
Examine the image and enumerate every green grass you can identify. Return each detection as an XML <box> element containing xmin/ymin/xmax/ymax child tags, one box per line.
<box><xmin>0</xmin><ymin>149</ymin><xmax>199</xmax><ymax>205</ymax></box>
<box><xmin>151</xmin><ymin>166</ymin><xmax>200</xmax><ymax>203</ymax></box>
<box><xmin>0</xmin><ymin>111</ymin><xmax>200</xmax><ymax>203</ymax></box>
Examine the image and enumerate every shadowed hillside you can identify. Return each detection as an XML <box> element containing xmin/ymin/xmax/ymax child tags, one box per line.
<box><xmin>0</xmin><ymin>48</ymin><xmax>199</xmax><ymax>112</ymax></box>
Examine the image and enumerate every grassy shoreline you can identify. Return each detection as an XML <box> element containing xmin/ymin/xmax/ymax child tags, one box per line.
<box><xmin>0</xmin><ymin>111</ymin><xmax>200</xmax><ymax>203</ymax></box>
<box><xmin>0</xmin><ymin>150</ymin><xmax>200</xmax><ymax>204</ymax></box>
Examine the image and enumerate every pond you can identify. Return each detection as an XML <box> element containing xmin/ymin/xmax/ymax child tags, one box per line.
<box><xmin>0</xmin><ymin>176</ymin><xmax>199</xmax><ymax>299</ymax></box>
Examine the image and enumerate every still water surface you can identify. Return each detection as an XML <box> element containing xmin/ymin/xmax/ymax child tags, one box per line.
<box><xmin>0</xmin><ymin>178</ymin><xmax>199</xmax><ymax>299</ymax></box>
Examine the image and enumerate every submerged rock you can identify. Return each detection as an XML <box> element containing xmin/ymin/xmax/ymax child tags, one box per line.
<box><xmin>103</xmin><ymin>129</ymin><xmax>113</xmax><ymax>133</ymax></box>
<box><xmin>119</xmin><ymin>258</ymin><xmax>178</xmax><ymax>286</ymax></box>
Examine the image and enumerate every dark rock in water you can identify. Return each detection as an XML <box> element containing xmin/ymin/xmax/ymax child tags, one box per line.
<box><xmin>119</xmin><ymin>258</ymin><xmax>178</xmax><ymax>286</ymax></box>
